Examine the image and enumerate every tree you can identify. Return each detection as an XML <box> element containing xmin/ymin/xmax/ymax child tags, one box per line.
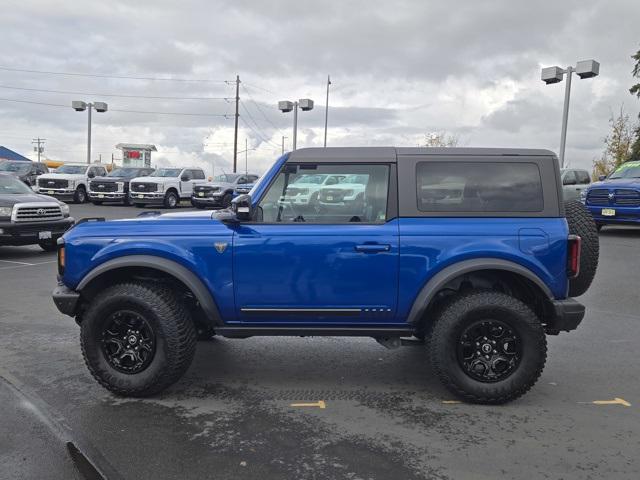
<box><xmin>592</xmin><ymin>106</ymin><xmax>636</xmax><ymax>178</ymax></box>
<box><xmin>422</xmin><ymin>131</ymin><xmax>459</xmax><ymax>147</ymax></box>
<box><xmin>629</xmin><ymin>47</ymin><xmax>640</xmax><ymax>161</ymax></box>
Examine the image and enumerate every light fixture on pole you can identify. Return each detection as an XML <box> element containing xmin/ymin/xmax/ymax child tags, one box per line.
<box><xmin>541</xmin><ymin>59</ymin><xmax>599</xmax><ymax>168</ymax></box>
<box><xmin>72</xmin><ymin>100</ymin><xmax>108</xmax><ymax>164</ymax></box>
<box><xmin>278</xmin><ymin>99</ymin><xmax>314</xmax><ymax>150</ymax></box>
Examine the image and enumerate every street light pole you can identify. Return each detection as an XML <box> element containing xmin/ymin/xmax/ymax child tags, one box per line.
<box><xmin>281</xmin><ymin>136</ymin><xmax>287</xmax><ymax>154</ymax></box>
<box><xmin>72</xmin><ymin>100</ymin><xmax>108</xmax><ymax>164</ymax></box>
<box><xmin>87</xmin><ymin>103</ymin><xmax>92</xmax><ymax>164</ymax></box>
<box><xmin>559</xmin><ymin>67</ymin><xmax>573</xmax><ymax>168</ymax></box>
<box><xmin>292</xmin><ymin>101</ymin><xmax>298</xmax><ymax>150</ymax></box>
<box><xmin>324</xmin><ymin>75</ymin><xmax>331</xmax><ymax>147</ymax></box>
<box><xmin>278</xmin><ymin>99</ymin><xmax>314</xmax><ymax>152</ymax></box>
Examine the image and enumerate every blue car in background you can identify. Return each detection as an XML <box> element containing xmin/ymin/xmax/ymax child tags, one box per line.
<box><xmin>582</xmin><ymin>160</ymin><xmax>640</xmax><ymax>230</ymax></box>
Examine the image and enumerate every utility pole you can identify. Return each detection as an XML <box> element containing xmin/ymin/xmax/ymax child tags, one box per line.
<box><xmin>232</xmin><ymin>75</ymin><xmax>240</xmax><ymax>173</ymax></box>
<box><xmin>281</xmin><ymin>136</ymin><xmax>287</xmax><ymax>154</ymax></box>
<box><xmin>324</xmin><ymin>75</ymin><xmax>331</xmax><ymax>147</ymax></box>
<box><xmin>245</xmin><ymin>138</ymin><xmax>248</xmax><ymax>175</ymax></box>
<box><xmin>32</xmin><ymin>138</ymin><xmax>45</xmax><ymax>162</ymax></box>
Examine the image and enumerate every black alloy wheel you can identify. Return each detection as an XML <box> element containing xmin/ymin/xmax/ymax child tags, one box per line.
<box><xmin>101</xmin><ymin>310</ymin><xmax>156</xmax><ymax>374</ymax></box>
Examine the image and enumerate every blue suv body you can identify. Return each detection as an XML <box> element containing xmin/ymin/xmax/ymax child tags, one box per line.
<box><xmin>583</xmin><ymin>160</ymin><xmax>640</xmax><ymax>229</ymax></box>
<box><xmin>52</xmin><ymin>147</ymin><xmax>594</xmax><ymax>404</ymax></box>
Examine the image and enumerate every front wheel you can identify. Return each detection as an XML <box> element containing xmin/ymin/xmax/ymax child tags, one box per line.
<box><xmin>164</xmin><ymin>191</ymin><xmax>179</xmax><ymax>209</ymax></box>
<box><xmin>428</xmin><ymin>290</ymin><xmax>546</xmax><ymax>404</ymax></box>
<box><xmin>73</xmin><ymin>186</ymin><xmax>87</xmax><ymax>204</ymax></box>
<box><xmin>80</xmin><ymin>281</ymin><xmax>196</xmax><ymax>397</ymax></box>
<box><xmin>222</xmin><ymin>192</ymin><xmax>233</xmax><ymax>208</ymax></box>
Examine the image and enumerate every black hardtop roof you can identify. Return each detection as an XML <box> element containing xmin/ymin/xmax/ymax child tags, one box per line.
<box><xmin>289</xmin><ymin>147</ymin><xmax>557</xmax><ymax>162</ymax></box>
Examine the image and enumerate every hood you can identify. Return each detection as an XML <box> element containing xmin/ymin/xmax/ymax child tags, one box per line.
<box><xmin>0</xmin><ymin>192</ymin><xmax>61</xmax><ymax>207</ymax></box>
<box><xmin>322</xmin><ymin>183</ymin><xmax>365</xmax><ymax>190</ymax></box>
<box><xmin>589</xmin><ymin>178</ymin><xmax>640</xmax><ymax>189</ymax></box>
<box><xmin>38</xmin><ymin>172</ymin><xmax>85</xmax><ymax>181</ymax></box>
<box><xmin>199</xmin><ymin>181</ymin><xmax>233</xmax><ymax>189</ymax></box>
<box><xmin>90</xmin><ymin>175</ymin><xmax>128</xmax><ymax>182</ymax></box>
<box><xmin>129</xmin><ymin>176</ymin><xmax>175</xmax><ymax>183</ymax></box>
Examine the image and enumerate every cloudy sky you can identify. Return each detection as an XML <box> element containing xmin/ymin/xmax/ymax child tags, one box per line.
<box><xmin>0</xmin><ymin>0</ymin><xmax>638</xmax><ymax>175</ymax></box>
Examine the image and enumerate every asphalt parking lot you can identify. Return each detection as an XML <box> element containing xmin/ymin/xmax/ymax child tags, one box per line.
<box><xmin>1</xmin><ymin>202</ymin><xmax>639</xmax><ymax>480</ymax></box>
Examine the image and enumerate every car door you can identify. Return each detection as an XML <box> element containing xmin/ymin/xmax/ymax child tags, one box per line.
<box><xmin>179</xmin><ymin>169</ymin><xmax>193</xmax><ymax>197</ymax></box>
<box><xmin>232</xmin><ymin>161</ymin><xmax>400</xmax><ymax>325</ymax></box>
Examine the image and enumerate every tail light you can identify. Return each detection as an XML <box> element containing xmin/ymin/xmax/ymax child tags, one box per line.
<box><xmin>57</xmin><ymin>242</ymin><xmax>65</xmax><ymax>275</ymax></box>
<box><xmin>567</xmin><ymin>235</ymin><xmax>581</xmax><ymax>278</ymax></box>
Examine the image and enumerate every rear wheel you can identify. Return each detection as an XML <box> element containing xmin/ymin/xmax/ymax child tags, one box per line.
<box><xmin>428</xmin><ymin>290</ymin><xmax>547</xmax><ymax>404</ymax></box>
<box><xmin>564</xmin><ymin>200</ymin><xmax>599</xmax><ymax>297</ymax></box>
<box><xmin>80</xmin><ymin>281</ymin><xmax>196</xmax><ymax>397</ymax></box>
<box><xmin>73</xmin><ymin>186</ymin><xmax>87</xmax><ymax>204</ymax></box>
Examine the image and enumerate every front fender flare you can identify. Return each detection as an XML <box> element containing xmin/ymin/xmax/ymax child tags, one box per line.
<box><xmin>406</xmin><ymin>258</ymin><xmax>555</xmax><ymax>326</ymax></box>
<box><xmin>77</xmin><ymin>255</ymin><xmax>222</xmax><ymax>326</ymax></box>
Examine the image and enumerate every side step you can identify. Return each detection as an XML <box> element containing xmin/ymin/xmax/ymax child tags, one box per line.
<box><xmin>215</xmin><ymin>326</ymin><xmax>415</xmax><ymax>339</ymax></box>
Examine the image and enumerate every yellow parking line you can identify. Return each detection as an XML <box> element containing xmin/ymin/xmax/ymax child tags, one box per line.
<box><xmin>592</xmin><ymin>398</ymin><xmax>631</xmax><ymax>407</ymax></box>
<box><xmin>290</xmin><ymin>400</ymin><xmax>326</xmax><ymax>409</ymax></box>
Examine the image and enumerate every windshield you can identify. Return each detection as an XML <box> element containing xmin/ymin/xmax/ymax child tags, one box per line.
<box><xmin>55</xmin><ymin>165</ymin><xmax>87</xmax><ymax>174</ymax></box>
<box><xmin>213</xmin><ymin>174</ymin><xmax>240</xmax><ymax>182</ymax></box>
<box><xmin>108</xmin><ymin>168</ymin><xmax>143</xmax><ymax>177</ymax></box>
<box><xmin>0</xmin><ymin>162</ymin><xmax>31</xmax><ymax>174</ymax></box>
<box><xmin>609</xmin><ymin>161</ymin><xmax>640</xmax><ymax>179</ymax></box>
<box><xmin>0</xmin><ymin>175</ymin><xmax>32</xmax><ymax>194</ymax></box>
<box><xmin>293</xmin><ymin>174</ymin><xmax>327</xmax><ymax>185</ymax></box>
<box><xmin>153</xmin><ymin>168</ymin><xmax>182</xmax><ymax>177</ymax></box>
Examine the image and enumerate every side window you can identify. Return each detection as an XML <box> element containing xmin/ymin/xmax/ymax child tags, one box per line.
<box><xmin>98</xmin><ymin>167</ymin><xmax>107</xmax><ymax>176</ymax></box>
<box><xmin>416</xmin><ymin>162</ymin><xmax>543</xmax><ymax>213</ymax></box>
<box><xmin>577</xmin><ymin>171</ymin><xmax>590</xmax><ymax>184</ymax></box>
<box><xmin>237</xmin><ymin>176</ymin><xmax>248</xmax><ymax>184</ymax></box>
<box><xmin>248</xmin><ymin>175</ymin><xmax>259</xmax><ymax>183</ymax></box>
<box><xmin>563</xmin><ymin>170</ymin><xmax>577</xmax><ymax>185</ymax></box>
<box><xmin>181</xmin><ymin>170</ymin><xmax>192</xmax><ymax>180</ymax></box>
<box><xmin>191</xmin><ymin>169</ymin><xmax>205</xmax><ymax>180</ymax></box>
<box><xmin>38</xmin><ymin>164</ymin><xmax>48</xmax><ymax>174</ymax></box>
<box><xmin>257</xmin><ymin>163</ymin><xmax>389</xmax><ymax>223</ymax></box>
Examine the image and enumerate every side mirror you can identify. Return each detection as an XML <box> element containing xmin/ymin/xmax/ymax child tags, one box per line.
<box><xmin>598</xmin><ymin>175</ymin><xmax>606</xmax><ymax>181</ymax></box>
<box><xmin>180</xmin><ymin>174</ymin><xmax>190</xmax><ymax>181</ymax></box>
<box><xmin>231</xmin><ymin>194</ymin><xmax>253</xmax><ymax>221</ymax></box>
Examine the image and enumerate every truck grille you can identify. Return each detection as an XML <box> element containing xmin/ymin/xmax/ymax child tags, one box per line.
<box><xmin>14</xmin><ymin>203</ymin><xmax>63</xmax><ymax>222</ymax></box>
<box><xmin>38</xmin><ymin>178</ymin><xmax>68</xmax><ymax>189</ymax></box>
<box><xmin>320</xmin><ymin>189</ymin><xmax>347</xmax><ymax>202</ymax></box>
<box><xmin>194</xmin><ymin>185</ymin><xmax>219</xmax><ymax>196</ymax></box>
<box><xmin>587</xmin><ymin>188</ymin><xmax>640</xmax><ymax>207</ymax></box>
<box><xmin>131</xmin><ymin>182</ymin><xmax>157</xmax><ymax>192</ymax></box>
<box><xmin>90</xmin><ymin>180</ymin><xmax>118</xmax><ymax>192</ymax></box>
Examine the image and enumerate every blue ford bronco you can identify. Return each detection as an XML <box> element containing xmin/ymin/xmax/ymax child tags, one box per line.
<box><xmin>52</xmin><ymin>147</ymin><xmax>599</xmax><ymax>404</ymax></box>
<box><xmin>582</xmin><ymin>160</ymin><xmax>640</xmax><ymax>230</ymax></box>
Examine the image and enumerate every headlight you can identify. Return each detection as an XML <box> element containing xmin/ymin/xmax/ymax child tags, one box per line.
<box><xmin>60</xmin><ymin>203</ymin><xmax>70</xmax><ymax>217</ymax></box>
<box><xmin>0</xmin><ymin>206</ymin><xmax>12</xmax><ymax>217</ymax></box>
<box><xmin>580</xmin><ymin>189</ymin><xmax>587</xmax><ymax>204</ymax></box>
<box><xmin>116</xmin><ymin>182</ymin><xmax>124</xmax><ymax>192</ymax></box>
<box><xmin>157</xmin><ymin>183</ymin><xmax>164</xmax><ymax>192</ymax></box>
<box><xmin>68</xmin><ymin>180</ymin><xmax>76</xmax><ymax>188</ymax></box>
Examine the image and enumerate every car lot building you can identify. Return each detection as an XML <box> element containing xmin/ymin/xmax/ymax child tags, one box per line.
<box><xmin>116</xmin><ymin>144</ymin><xmax>157</xmax><ymax>168</ymax></box>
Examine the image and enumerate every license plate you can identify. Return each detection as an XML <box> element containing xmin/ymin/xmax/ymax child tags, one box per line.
<box><xmin>137</xmin><ymin>194</ymin><xmax>144</xmax><ymax>199</ymax></box>
<box><xmin>46</xmin><ymin>190</ymin><xmax>54</xmax><ymax>194</ymax></box>
<box><xmin>198</xmin><ymin>192</ymin><xmax>204</xmax><ymax>197</ymax></box>
<box><xmin>326</xmin><ymin>195</ymin><xmax>333</xmax><ymax>201</ymax></box>
<box><xmin>38</xmin><ymin>231</ymin><xmax>52</xmax><ymax>240</ymax></box>
<box><xmin>98</xmin><ymin>194</ymin><xmax>105</xmax><ymax>198</ymax></box>
<box><xmin>601</xmin><ymin>208</ymin><xmax>616</xmax><ymax>216</ymax></box>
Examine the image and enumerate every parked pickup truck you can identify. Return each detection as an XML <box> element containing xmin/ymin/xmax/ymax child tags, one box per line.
<box><xmin>582</xmin><ymin>160</ymin><xmax>640</xmax><ymax>230</ymax></box>
<box><xmin>52</xmin><ymin>147</ymin><xmax>599</xmax><ymax>404</ymax></box>
<box><xmin>129</xmin><ymin>167</ymin><xmax>207</xmax><ymax>208</ymax></box>
<box><xmin>36</xmin><ymin>163</ymin><xmax>108</xmax><ymax>204</ymax></box>
<box><xmin>191</xmin><ymin>173</ymin><xmax>259</xmax><ymax>209</ymax></box>
<box><xmin>89</xmin><ymin>166</ymin><xmax>156</xmax><ymax>205</ymax></box>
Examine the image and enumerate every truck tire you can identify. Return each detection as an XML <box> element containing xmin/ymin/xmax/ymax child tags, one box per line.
<box><xmin>222</xmin><ymin>192</ymin><xmax>233</xmax><ymax>208</ymax></box>
<box><xmin>73</xmin><ymin>186</ymin><xmax>87</xmax><ymax>204</ymax></box>
<box><xmin>164</xmin><ymin>191</ymin><xmax>178</xmax><ymax>209</ymax></box>
<box><xmin>564</xmin><ymin>200</ymin><xmax>599</xmax><ymax>297</ymax></box>
<box><xmin>80</xmin><ymin>281</ymin><xmax>196</xmax><ymax>397</ymax></box>
<box><xmin>428</xmin><ymin>290</ymin><xmax>547</xmax><ymax>404</ymax></box>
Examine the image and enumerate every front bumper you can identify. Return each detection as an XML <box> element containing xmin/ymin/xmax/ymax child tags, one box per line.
<box><xmin>52</xmin><ymin>284</ymin><xmax>80</xmax><ymax>317</ymax></box>
<box><xmin>191</xmin><ymin>195</ymin><xmax>225</xmax><ymax>207</ymax></box>
<box><xmin>130</xmin><ymin>192</ymin><xmax>166</xmax><ymax>204</ymax></box>
<box><xmin>88</xmin><ymin>191</ymin><xmax>126</xmax><ymax>201</ymax></box>
<box><xmin>0</xmin><ymin>217</ymin><xmax>74</xmax><ymax>246</ymax></box>
<box><xmin>547</xmin><ymin>298</ymin><xmax>585</xmax><ymax>333</ymax></box>
<box><xmin>586</xmin><ymin>205</ymin><xmax>640</xmax><ymax>224</ymax></box>
<box><xmin>35</xmin><ymin>187</ymin><xmax>76</xmax><ymax>199</ymax></box>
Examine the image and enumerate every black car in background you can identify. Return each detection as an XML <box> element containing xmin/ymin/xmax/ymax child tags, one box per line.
<box><xmin>0</xmin><ymin>173</ymin><xmax>74</xmax><ymax>251</ymax></box>
<box><xmin>88</xmin><ymin>167</ymin><xmax>155</xmax><ymax>205</ymax></box>
<box><xmin>0</xmin><ymin>160</ymin><xmax>49</xmax><ymax>187</ymax></box>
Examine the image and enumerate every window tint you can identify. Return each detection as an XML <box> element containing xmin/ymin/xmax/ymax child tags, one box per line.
<box><xmin>258</xmin><ymin>163</ymin><xmax>389</xmax><ymax>223</ymax></box>
<box><xmin>576</xmin><ymin>170</ymin><xmax>590</xmax><ymax>184</ymax></box>
<box><xmin>237</xmin><ymin>176</ymin><xmax>249</xmax><ymax>184</ymax></box>
<box><xmin>191</xmin><ymin>169</ymin><xmax>205</xmax><ymax>179</ymax></box>
<box><xmin>563</xmin><ymin>170</ymin><xmax>577</xmax><ymax>185</ymax></box>
<box><xmin>248</xmin><ymin>175</ymin><xmax>259</xmax><ymax>183</ymax></box>
<box><xmin>416</xmin><ymin>162</ymin><xmax>543</xmax><ymax>213</ymax></box>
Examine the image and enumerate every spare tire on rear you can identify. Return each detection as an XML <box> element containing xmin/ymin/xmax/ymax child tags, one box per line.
<box><xmin>564</xmin><ymin>200</ymin><xmax>599</xmax><ymax>297</ymax></box>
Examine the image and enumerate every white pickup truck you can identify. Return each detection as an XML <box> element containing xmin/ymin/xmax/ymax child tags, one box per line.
<box><xmin>36</xmin><ymin>163</ymin><xmax>108</xmax><ymax>203</ymax></box>
<box><xmin>129</xmin><ymin>167</ymin><xmax>207</xmax><ymax>208</ymax></box>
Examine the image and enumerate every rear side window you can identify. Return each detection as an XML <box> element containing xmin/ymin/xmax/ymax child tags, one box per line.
<box><xmin>416</xmin><ymin>162</ymin><xmax>543</xmax><ymax>213</ymax></box>
<box><xmin>191</xmin><ymin>169</ymin><xmax>205</xmax><ymax>180</ymax></box>
<box><xmin>576</xmin><ymin>170</ymin><xmax>590</xmax><ymax>184</ymax></box>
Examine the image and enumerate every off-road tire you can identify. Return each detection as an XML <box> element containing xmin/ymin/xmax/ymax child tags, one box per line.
<box><xmin>564</xmin><ymin>200</ymin><xmax>599</xmax><ymax>297</ymax></box>
<box><xmin>164</xmin><ymin>191</ymin><xmax>179</xmax><ymax>209</ymax></box>
<box><xmin>38</xmin><ymin>240</ymin><xmax>57</xmax><ymax>252</ymax></box>
<box><xmin>80</xmin><ymin>281</ymin><xmax>197</xmax><ymax>397</ymax></box>
<box><xmin>428</xmin><ymin>290</ymin><xmax>547</xmax><ymax>404</ymax></box>
<box><xmin>73</xmin><ymin>186</ymin><xmax>87</xmax><ymax>204</ymax></box>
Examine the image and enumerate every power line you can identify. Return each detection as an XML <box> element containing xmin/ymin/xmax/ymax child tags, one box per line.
<box><xmin>240</xmin><ymin>101</ymin><xmax>278</xmax><ymax>146</ymax></box>
<box><xmin>239</xmin><ymin>115</ymin><xmax>277</xmax><ymax>147</ymax></box>
<box><xmin>241</xmin><ymin>84</ymin><xmax>286</xmax><ymax>135</ymax></box>
<box><xmin>0</xmin><ymin>84</ymin><xmax>232</xmax><ymax>101</ymax></box>
<box><xmin>0</xmin><ymin>97</ymin><xmax>231</xmax><ymax>117</ymax></box>
<box><xmin>0</xmin><ymin>65</ymin><xmax>229</xmax><ymax>83</ymax></box>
